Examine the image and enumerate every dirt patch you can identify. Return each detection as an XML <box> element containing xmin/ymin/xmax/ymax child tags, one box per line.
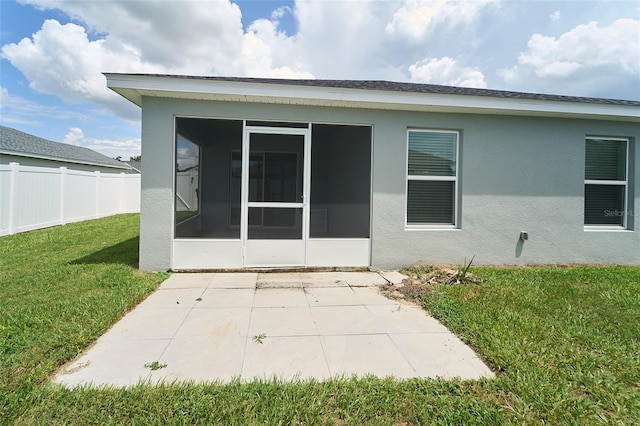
<box><xmin>380</xmin><ymin>264</ymin><xmax>480</xmax><ymax>303</ymax></box>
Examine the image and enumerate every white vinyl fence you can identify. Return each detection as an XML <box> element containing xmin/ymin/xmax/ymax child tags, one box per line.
<box><xmin>0</xmin><ymin>162</ymin><xmax>140</xmax><ymax>236</ymax></box>
<box><xmin>176</xmin><ymin>169</ymin><xmax>198</xmax><ymax>212</ymax></box>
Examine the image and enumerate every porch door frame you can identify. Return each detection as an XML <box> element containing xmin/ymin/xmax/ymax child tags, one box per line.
<box><xmin>241</xmin><ymin>124</ymin><xmax>311</xmax><ymax>267</ymax></box>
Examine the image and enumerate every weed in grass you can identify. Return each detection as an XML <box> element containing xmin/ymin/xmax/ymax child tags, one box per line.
<box><xmin>144</xmin><ymin>361</ymin><xmax>167</xmax><ymax>371</ymax></box>
<box><xmin>453</xmin><ymin>255</ymin><xmax>476</xmax><ymax>284</ymax></box>
<box><xmin>253</xmin><ymin>333</ymin><xmax>266</xmax><ymax>344</ymax></box>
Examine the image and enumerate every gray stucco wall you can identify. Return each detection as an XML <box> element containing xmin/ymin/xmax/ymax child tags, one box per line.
<box><xmin>138</xmin><ymin>96</ymin><xmax>639</xmax><ymax>271</ymax></box>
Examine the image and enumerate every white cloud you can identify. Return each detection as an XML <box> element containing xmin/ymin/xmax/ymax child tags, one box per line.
<box><xmin>385</xmin><ymin>0</ymin><xmax>493</xmax><ymax>39</ymax></box>
<box><xmin>550</xmin><ymin>11</ymin><xmax>561</xmax><ymax>21</ymax></box>
<box><xmin>499</xmin><ymin>19</ymin><xmax>640</xmax><ymax>98</ymax></box>
<box><xmin>242</xmin><ymin>18</ymin><xmax>314</xmax><ymax>79</ymax></box>
<box><xmin>292</xmin><ymin>0</ymin><xmax>406</xmax><ymax>79</ymax></box>
<box><xmin>62</xmin><ymin>126</ymin><xmax>84</xmax><ymax>145</ymax></box>
<box><xmin>1</xmin><ymin>19</ymin><xmax>147</xmax><ymax>120</ymax></box>
<box><xmin>4</xmin><ymin>0</ymin><xmax>639</xmax><ymax>126</ymax></box>
<box><xmin>20</xmin><ymin>0</ymin><xmax>244</xmax><ymax>73</ymax></box>
<box><xmin>2</xmin><ymin>0</ymin><xmax>313</xmax><ymax>120</ymax></box>
<box><xmin>409</xmin><ymin>57</ymin><xmax>487</xmax><ymax>88</ymax></box>
<box><xmin>62</xmin><ymin>126</ymin><xmax>140</xmax><ymax>158</ymax></box>
<box><xmin>0</xmin><ymin>85</ymin><xmax>88</xmax><ymax>126</ymax></box>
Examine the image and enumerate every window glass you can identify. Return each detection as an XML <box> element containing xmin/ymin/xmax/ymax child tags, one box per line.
<box><xmin>407</xmin><ymin>180</ymin><xmax>455</xmax><ymax>224</ymax></box>
<box><xmin>585</xmin><ymin>139</ymin><xmax>626</xmax><ymax>181</ymax></box>
<box><xmin>584</xmin><ymin>185</ymin><xmax>625</xmax><ymax>226</ymax></box>
<box><xmin>406</xmin><ymin>130</ymin><xmax>458</xmax><ymax>227</ymax></box>
<box><xmin>408</xmin><ymin>132</ymin><xmax>456</xmax><ymax>177</ymax></box>
<box><xmin>584</xmin><ymin>138</ymin><xmax>628</xmax><ymax>227</ymax></box>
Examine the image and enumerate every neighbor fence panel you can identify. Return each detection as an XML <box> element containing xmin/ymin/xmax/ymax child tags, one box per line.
<box><xmin>0</xmin><ymin>162</ymin><xmax>140</xmax><ymax>236</ymax></box>
<box><xmin>0</xmin><ymin>164</ymin><xmax>12</xmax><ymax>234</ymax></box>
<box><xmin>64</xmin><ymin>169</ymin><xmax>98</xmax><ymax>222</ymax></box>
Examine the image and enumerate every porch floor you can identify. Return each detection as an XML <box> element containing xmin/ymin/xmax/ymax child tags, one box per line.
<box><xmin>53</xmin><ymin>272</ymin><xmax>493</xmax><ymax>387</ymax></box>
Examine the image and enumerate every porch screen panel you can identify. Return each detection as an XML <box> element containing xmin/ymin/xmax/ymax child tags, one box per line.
<box><xmin>175</xmin><ymin>118</ymin><xmax>243</xmax><ymax>239</ymax></box>
<box><xmin>310</xmin><ymin>124</ymin><xmax>372</xmax><ymax>238</ymax></box>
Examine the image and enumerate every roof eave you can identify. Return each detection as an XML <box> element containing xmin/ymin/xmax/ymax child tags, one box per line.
<box><xmin>105</xmin><ymin>74</ymin><xmax>640</xmax><ymax>122</ymax></box>
<box><xmin>0</xmin><ymin>150</ymin><xmax>130</xmax><ymax>170</ymax></box>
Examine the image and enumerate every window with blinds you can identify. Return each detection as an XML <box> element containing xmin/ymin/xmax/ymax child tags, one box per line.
<box><xmin>406</xmin><ymin>130</ymin><xmax>458</xmax><ymax>227</ymax></box>
<box><xmin>584</xmin><ymin>137</ymin><xmax>628</xmax><ymax>227</ymax></box>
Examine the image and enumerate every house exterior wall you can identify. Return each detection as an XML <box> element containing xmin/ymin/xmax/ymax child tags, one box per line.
<box><xmin>138</xmin><ymin>96</ymin><xmax>639</xmax><ymax>271</ymax></box>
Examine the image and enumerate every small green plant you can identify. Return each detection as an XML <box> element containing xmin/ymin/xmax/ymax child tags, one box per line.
<box><xmin>144</xmin><ymin>361</ymin><xmax>167</xmax><ymax>371</ymax></box>
<box><xmin>452</xmin><ymin>255</ymin><xmax>475</xmax><ymax>284</ymax></box>
<box><xmin>196</xmin><ymin>297</ymin><xmax>202</xmax><ymax>301</ymax></box>
<box><xmin>253</xmin><ymin>333</ymin><xmax>266</xmax><ymax>344</ymax></box>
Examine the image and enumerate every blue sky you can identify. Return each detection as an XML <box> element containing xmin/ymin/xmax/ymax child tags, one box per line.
<box><xmin>1</xmin><ymin>0</ymin><xmax>639</xmax><ymax>159</ymax></box>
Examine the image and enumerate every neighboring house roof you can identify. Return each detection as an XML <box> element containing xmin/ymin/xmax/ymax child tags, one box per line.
<box><xmin>124</xmin><ymin>161</ymin><xmax>141</xmax><ymax>173</ymax></box>
<box><xmin>0</xmin><ymin>125</ymin><xmax>129</xmax><ymax>170</ymax></box>
<box><xmin>105</xmin><ymin>73</ymin><xmax>640</xmax><ymax>122</ymax></box>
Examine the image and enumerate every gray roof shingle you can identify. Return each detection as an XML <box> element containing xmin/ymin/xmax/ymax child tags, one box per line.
<box><xmin>0</xmin><ymin>126</ymin><xmax>128</xmax><ymax>169</ymax></box>
<box><xmin>127</xmin><ymin>74</ymin><xmax>640</xmax><ymax>106</ymax></box>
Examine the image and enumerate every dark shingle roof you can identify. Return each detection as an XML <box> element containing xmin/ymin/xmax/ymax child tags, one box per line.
<box><xmin>124</xmin><ymin>161</ymin><xmax>141</xmax><ymax>172</ymax></box>
<box><xmin>132</xmin><ymin>74</ymin><xmax>640</xmax><ymax>106</ymax></box>
<box><xmin>0</xmin><ymin>126</ymin><xmax>128</xmax><ymax>169</ymax></box>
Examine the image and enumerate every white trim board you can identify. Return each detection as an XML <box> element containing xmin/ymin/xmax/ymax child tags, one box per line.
<box><xmin>105</xmin><ymin>74</ymin><xmax>640</xmax><ymax>122</ymax></box>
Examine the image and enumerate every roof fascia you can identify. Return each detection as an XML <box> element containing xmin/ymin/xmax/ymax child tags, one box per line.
<box><xmin>105</xmin><ymin>74</ymin><xmax>640</xmax><ymax>122</ymax></box>
<box><xmin>0</xmin><ymin>149</ymin><xmax>130</xmax><ymax>170</ymax></box>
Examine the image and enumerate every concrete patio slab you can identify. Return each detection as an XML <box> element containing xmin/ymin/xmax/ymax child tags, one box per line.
<box><xmin>310</xmin><ymin>305</ymin><xmax>385</xmax><ymax>335</ymax></box>
<box><xmin>53</xmin><ymin>271</ymin><xmax>494</xmax><ymax>387</ymax></box>
<box><xmin>242</xmin><ymin>336</ymin><xmax>330</xmax><ymax>381</ymax></box>
<box><xmin>321</xmin><ymin>334</ymin><xmax>416</xmax><ymax>378</ymax></box>
<box><xmin>101</xmin><ymin>307</ymin><xmax>192</xmax><ymax>341</ymax></box>
<box><xmin>173</xmin><ymin>307</ymin><xmax>251</xmax><ymax>339</ymax></box>
<box><xmin>248</xmin><ymin>307</ymin><xmax>317</xmax><ymax>336</ymax></box>
<box><xmin>379</xmin><ymin>270</ymin><xmax>409</xmax><ymax>285</ymax></box>
<box><xmin>208</xmin><ymin>272</ymin><xmax>258</xmax><ymax>289</ymax></box>
<box><xmin>342</xmin><ymin>273</ymin><xmax>389</xmax><ymax>287</ymax></box>
<box><xmin>197</xmin><ymin>288</ymin><xmax>255</xmax><ymax>308</ymax></box>
<box><xmin>53</xmin><ymin>339</ymin><xmax>169</xmax><ymax>387</ymax></box>
<box><xmin>351</xmin><ymin>287</ymin><xmax>398</xmax><ymax>305</ymax></box>
<box><xmin>298</xmin><ymin>272</ymin><xmax>349</xmax><ymax>287</ymax></box>
<box><xmin>159</xmin><ymin>273</ymin><xmax>213</xmax><ymax>289</ymax></box>
<box><xmin>389</xmin><ymin>333</ymin><xmax>493</xmax><ymax>379</ymax></box>
<box><xmin>367</xmin><ymin>304</ymin><xmax>452</xmax><ymax>334</ymax></box>
<box><xmin>150</xmin><ymin>337</ymin><xmax>246</xmax><ymax>383</ymax></box>
<box><xmin>253</xmin><ymin>288</ymin><xmax>308</xmax><ymax>307</ymax></box>
<box><xmin>140</xmin><ymin>288</ymin><xmax>205</xmax><ymax>309</ymax></box>
<box><xmin>304</xmin><ymin>287</ymin><xmax>361</xmax><ymax>306</ymax></box>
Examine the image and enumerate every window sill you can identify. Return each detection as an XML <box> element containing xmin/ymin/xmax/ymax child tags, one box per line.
<box><xmin>405</xmin><ymin>225</ymin><xmax>460</xmax><ymax>231</ymax></box>
<box><xmin>584</xmin><ymin>226</ymin><xmax>631</xmax><ymax>232</ymax></box>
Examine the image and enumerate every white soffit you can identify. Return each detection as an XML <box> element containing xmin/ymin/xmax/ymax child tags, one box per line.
<box><xmin>105</xmin><ymin>74</ymin><xmax>640</xmax><ymax>122</ymax></box>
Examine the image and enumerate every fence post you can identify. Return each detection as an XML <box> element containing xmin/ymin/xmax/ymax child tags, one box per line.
<box><xmin>8</xmin><ymin>162</ymin><xmax>19</xmax><ymax>235</ymax></box>
<box><xmin>60</xmin><ymin>166</ymin><xmax>67</xmax><ymax>225</ymax></box>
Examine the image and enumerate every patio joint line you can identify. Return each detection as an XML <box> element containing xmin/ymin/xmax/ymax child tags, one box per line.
<box><xmin>155</xmin><ymin>286</ymin><xmax>209</xmax><ymax>364</ymax></box>
<box><xmin>239</xmin><ymin>286</ymin><xmax>259</xmax><ymax>378</ymax></box>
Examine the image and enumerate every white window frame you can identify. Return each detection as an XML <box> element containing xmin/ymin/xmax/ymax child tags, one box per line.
<box><xmin>405</xmin><ymin>129</ymin><xmax>459</xmax><ymax>229</ymax></box>
<box><xmin>584</xmin><ymin>136</ymin><xmax>629</xmax><ymax>230</ymax></box>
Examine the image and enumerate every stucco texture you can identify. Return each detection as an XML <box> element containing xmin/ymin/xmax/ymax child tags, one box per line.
<box><xmin>138</xmin><ymin>97</ymin><xmax>639</xmax><ymax>271</ymax></box>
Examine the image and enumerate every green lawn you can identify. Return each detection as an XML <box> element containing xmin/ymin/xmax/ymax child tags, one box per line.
<box><xmin>1</xmin><ymin>215</ymin><xmax>639</xmax><ymax>424</ymax></box>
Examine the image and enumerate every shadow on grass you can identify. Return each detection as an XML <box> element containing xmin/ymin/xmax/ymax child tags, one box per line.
<box><xmin>71</xmin><ymin>237</ymin><xmax>139</xmax><ymax>268</ymax></box>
